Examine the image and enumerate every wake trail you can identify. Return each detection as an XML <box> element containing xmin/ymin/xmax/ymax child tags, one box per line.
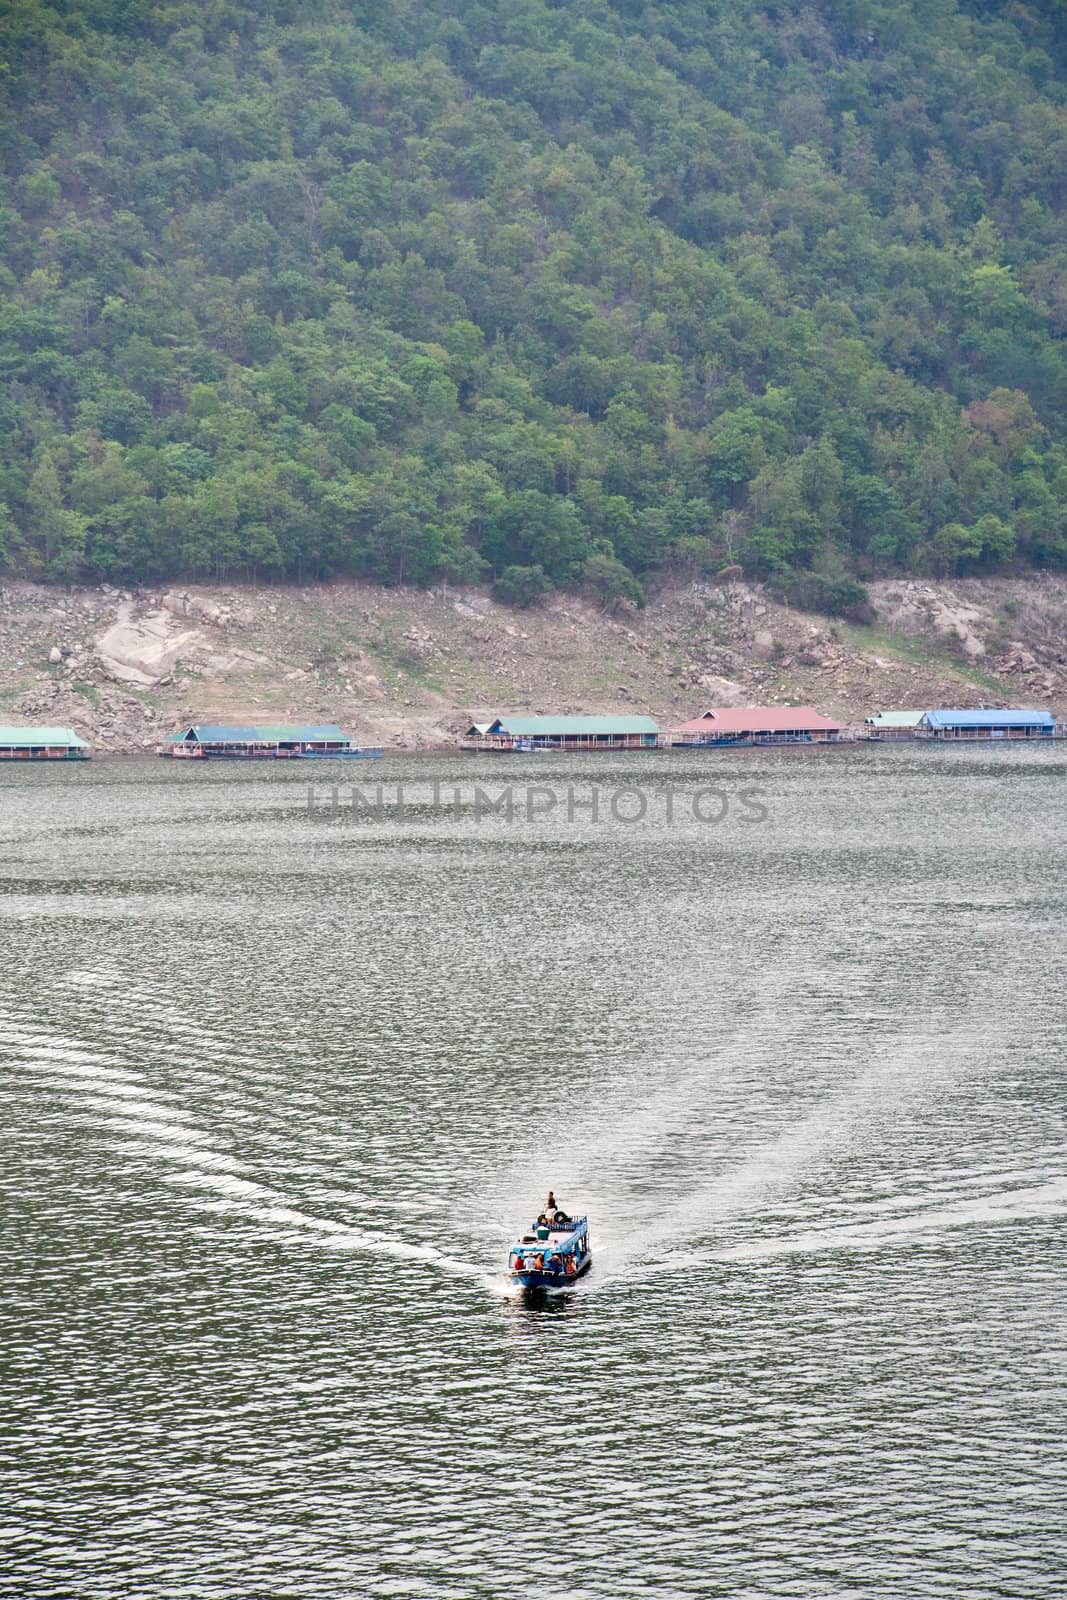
<box><xmin>638</xmin><ymin>1176</ymin><xmax>1067</xmax><ymax>1273</ymax></box>
<box><xmin>8</xmin><ymin>980</ymin><xmax>501</xmax><ymax>1294</ymax></box>
<box><xmin>164</xmin><ymin>1169</ymin><xmax>499</xmax><ymax>1288</ymax></box>
<box><xmin>520</xmin><ymin>970</ymin><xmax>1044</xmax><ymax>1285</ymax></box>
<box><xmin>619</xmin><ymin>1032</ymin><xmax>959</xmax><ymax>1263</ymax></box>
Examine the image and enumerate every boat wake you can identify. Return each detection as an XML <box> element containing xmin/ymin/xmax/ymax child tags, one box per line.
<box><xmin>9</xmin><ymin>964</ymin><xmax>1062</xmax><ymax>1302</ymax></box>
<box><xmin>4</xmin><ymin>992</ymin><xmax>502</xmax><ymax>1294</ymax></box>
<box><xmin>635</xmin><ymin>1176</ymin><xmax>1067</xmax><ymax>1275</ymax></box>
<box><xmin>489</xmin><ymin>982</ymin><xmax>1061</xmax><ymax>1290</ymax></box>
<box><xmin>166</xmin><ymin>1168</ymin><xmax>500</xmax><ymax>1287</ymax></box>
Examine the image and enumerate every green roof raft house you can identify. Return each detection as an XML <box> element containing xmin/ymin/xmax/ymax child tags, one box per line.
<box><xmin>159</xmin><ymin>723</ymin><xmax>376</xmax><ymax>760</ymax></box>
<box><xmin>864</xmin><ymin>710</ymin><xmax>926</xmax><ymax>740</ymax></box>
<box><xmin>462</xmin><ymin>715</ymin><xmax>661</xmax><ymax>752</ymax></box>
<box><xmin>0</xmin><ymin>726</ymin><xmax>90</xmax><ymax>761</ymax></box>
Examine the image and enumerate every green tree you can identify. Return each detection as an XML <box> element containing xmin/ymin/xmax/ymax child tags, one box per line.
<box><xmin>25</xmin><ymin>452</ymin><xmax>67</xmax><ymax>573</ymax></box>
<box><xmin>582</xmin><ymin>552</ymin><xmax>645</xmax><ymax>611</ymax></box>
<box><xmin>492</xmin><ymin>564</ymin><xmax>550</xmax><ymax>608</ymax></box>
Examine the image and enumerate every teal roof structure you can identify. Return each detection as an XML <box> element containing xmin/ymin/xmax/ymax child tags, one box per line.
<box><xmin>485</xmin><ymin>715</ymin><xmax>659</xmax><ymax>735</ymax></box>
<box><xmin>0</xmin><ymin>726</ymin><xmax>88</xmax><ymax>747</ymax></box>
<box><xmin>167</xmin><ymin>723</ymin><xmax>352</xmax><ymax>743</ymax></box>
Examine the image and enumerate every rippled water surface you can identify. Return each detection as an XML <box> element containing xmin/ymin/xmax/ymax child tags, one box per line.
<box><xmin>2</xmin><ymin>746</ymin><xmax>1065</xmax><ymax>1598</ymax></box>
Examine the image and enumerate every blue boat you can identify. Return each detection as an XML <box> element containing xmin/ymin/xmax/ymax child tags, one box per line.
<box><xmin>508</xmin><ymin>1206</ymin><xmax>592</xmax><ymax>1290</ymax></box>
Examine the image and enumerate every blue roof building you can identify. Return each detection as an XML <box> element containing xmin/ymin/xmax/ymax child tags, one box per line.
<box><xmin>920</xmin><ymin>709</ymin><xmax>1055</xmax><ymax>739</ymax></box>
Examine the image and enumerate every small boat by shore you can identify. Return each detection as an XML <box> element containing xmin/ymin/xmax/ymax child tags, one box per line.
<box><xmin>508</xmin><ymin>1206</ymin><xmax>591</xmax><ymax>1289</ymax></box>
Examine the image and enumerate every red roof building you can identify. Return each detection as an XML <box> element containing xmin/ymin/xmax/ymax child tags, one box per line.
<box><xmin>672</xmin><ymin>706</ymin><xmax>848</xmax><ymax>744</ymax></box>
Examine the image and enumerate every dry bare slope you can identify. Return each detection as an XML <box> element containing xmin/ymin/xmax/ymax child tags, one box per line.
<box><xmin>1</xmin><ymin>576</ymin><xmax>1064</xmax><ymax>754</ymax></box>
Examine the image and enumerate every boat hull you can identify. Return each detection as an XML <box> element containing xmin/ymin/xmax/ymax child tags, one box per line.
<box><xmin>159</xmin><ymin>748</ymin><xmax>278</xmax><ymax>759</ymax></box>
<box><xmin>510</xmin><ymin>1255</ymin><xmax>592</xmax><ymax>1291</ymax></box>
<box><xmin>159</xmin><ymin>748</ymin><xmax>382</xmax><ymax>760</ymax></box>
<box><xmin>294</xmin><ymin>748</ymin><xmax>383</xmax><ymax>759</ymax></box>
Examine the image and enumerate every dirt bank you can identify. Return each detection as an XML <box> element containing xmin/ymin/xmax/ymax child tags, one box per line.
<box><xmin>1</xmin><ymin>573</ymin><xmax>1064</xmax><ymax>753</ymax></box>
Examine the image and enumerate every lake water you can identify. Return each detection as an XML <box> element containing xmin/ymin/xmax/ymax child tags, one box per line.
<box><xmin>2</xmin><ymin>745</ymin><xmax>1065</xmax><ymax>1599</ymax></box>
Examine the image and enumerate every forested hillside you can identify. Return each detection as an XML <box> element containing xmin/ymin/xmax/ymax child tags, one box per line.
<box><xmin>1</xmin><ymin>1</ymin><xmax>1065</xmax><ymax>604</ymax></box>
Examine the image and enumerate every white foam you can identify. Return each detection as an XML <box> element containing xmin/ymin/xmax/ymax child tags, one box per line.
<box><xmin>641</xmin><ymin>1177</ymin><xmax>1067</xmax><ymax>1270</ymax></box>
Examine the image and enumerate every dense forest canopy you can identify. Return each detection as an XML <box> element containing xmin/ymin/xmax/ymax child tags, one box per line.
<box><xmin>1</xmin><ymin>0</ymin><xmax>1065</xmax><ymax>604</ymax></box>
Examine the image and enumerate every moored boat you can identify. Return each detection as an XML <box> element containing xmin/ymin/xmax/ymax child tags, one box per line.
<box><xmin>508</xmin><ymin>1201</ymin><xmax>591</xmax><ymax>1289</ymax></box>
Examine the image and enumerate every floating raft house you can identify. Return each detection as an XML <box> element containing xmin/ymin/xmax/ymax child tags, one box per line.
<box><xmin>919</xmin><ymin>708</ymin><xmax>1056</xmax><ymax>739</ymax></box>
<box><xmin>162</xmin><ymin>723</ymin><xmax>364</xmax><ymax>758</ymax></box>
<box><xmin>463</xmin><ymin>715</ymin><xmax>660</xmax><ymax>751</ymax></box>
<box><xmin>0</xmin><ymin>726</ymin><xmax>90</xmax><ymax>761</ymax></box>
<box><xmin>864</xmin><ymin>710</ymin><xmax>925</xmax><ymax>739</ymax></box>
<box><xmin>672</xmin><ymin>706</ymin><xmax>848</xmax><ymax>746</ymax></box>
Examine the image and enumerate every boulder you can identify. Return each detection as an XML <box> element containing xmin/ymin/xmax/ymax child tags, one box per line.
<box><xmin>186</xmin><ymin>596</ymin><xmax>226</xmax><ymax>625</ymax></box>
<box><xmin>696</xmin><ymin>674</ymin><xmax>748</xmax><ymax>705</ymax></box>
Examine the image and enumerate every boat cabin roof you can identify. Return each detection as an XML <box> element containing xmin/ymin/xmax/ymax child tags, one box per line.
<box><xmin>513</xmin><ymin>1215</ymin><xmax>587</xmax><ymax>1249</ymax></box>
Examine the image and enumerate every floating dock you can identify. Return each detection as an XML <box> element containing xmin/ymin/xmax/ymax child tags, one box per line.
<box><xmin>0</xmin><ymin>726</ymin><xmax>90</xmax><ymax>761</ymax></box>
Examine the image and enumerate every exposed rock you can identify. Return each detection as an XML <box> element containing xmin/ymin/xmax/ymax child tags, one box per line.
<box><xmin>999</xmin><ymin>647</ymin><xmax>1038</xmax><ymax>673</ymax></box>
<box><xmin>695</xmin><ymin>675</ymin><xmax>748</xmax><ymax>705</ymax></box>
<box><xmin>186</xmin><ymin>596</ymin><xmax>227</xmax><ymax>625</ymax></box>
<box><xmin>96</xmin><ymin>603</ymin><xmax>202</xmax><ymax>687</ymax></box>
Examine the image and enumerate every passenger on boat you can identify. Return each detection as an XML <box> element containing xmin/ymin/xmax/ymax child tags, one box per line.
<box><xmin>537</xmin><ymin>1210</ymin><xmax>572</xmax><ymax>1230</ymax></box>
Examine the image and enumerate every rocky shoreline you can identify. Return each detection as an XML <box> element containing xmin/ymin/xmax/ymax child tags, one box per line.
<box><xmin>1</xmin><ymin>574</ymin><xmax>1064</xmax><ymax>756</ymax></box>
